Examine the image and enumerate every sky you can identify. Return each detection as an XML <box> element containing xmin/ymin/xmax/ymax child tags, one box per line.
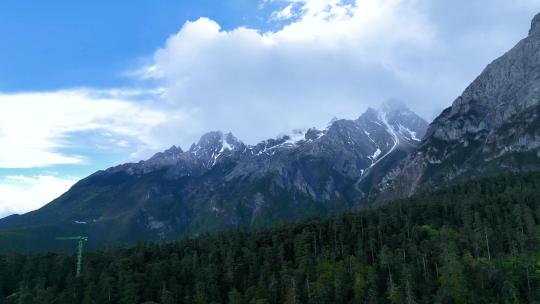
<box><xmin>1</xmin><ymin>0</ymin><xmax>539</xmax><ymax>218</ymax></box>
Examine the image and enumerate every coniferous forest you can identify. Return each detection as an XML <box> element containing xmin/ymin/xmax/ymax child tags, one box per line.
<box><xmin>0</xmin><ymin>173</ymin><xmax>539</xmax><ymax>304</ymax></box>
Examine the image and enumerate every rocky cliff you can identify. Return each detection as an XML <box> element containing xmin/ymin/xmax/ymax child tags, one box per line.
<box><xmin>377</xmin><ymin>13</ymin><xmax>540</xmax><ymax>200</ymax></box>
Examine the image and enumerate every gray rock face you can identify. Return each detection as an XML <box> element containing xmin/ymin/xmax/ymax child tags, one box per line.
<box><xmin>377</xmin><ymin>13</ymin><xmax>540</xmax><ymax>200</ymax></box>
<box><xmin>530</xmin><ymin>13</ymin><xmax>540</xmax><ymax>36</ymax></box>
<box><xmin>0</xmin><ymin>103</ymin><xmax>427</xmax><ymax>245</ymax></box>
<box><xmin>187</xmin><ymin>131</ymin><xmax>245</xmax><ymax>168</ymax></box>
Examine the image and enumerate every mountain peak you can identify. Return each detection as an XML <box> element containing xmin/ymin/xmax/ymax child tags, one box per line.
<box><xmin>189</xmin><ymin>131</ymin><xmax>242</xmax><ymax>157</ymax></box>
<box><xmin>165</xmin><ymin>145</ymin><xmax>182</xmax><ymax>153</ymax></box>
<box><xmin>379</xmin><ymin>100</ymin><xmax>409</xmax><ymax>113</ymax></box>
<box><xmin>363</xmin><ymin>107</ymin><xmax>379</xmax><ymax>118</ymax></box>
<box><xmin>197</xmin><ymin>131</ymin><xmax>225</xmax><ymax>146</ymax></box>
<box><xmin>147</xmin><ymin>145</ymin><xmax>183</xmax><ymax>162</ymax></box>
<box><xmin>530</xmin><ymin>12</ymin><xmax>540</xmax><ymax>36</ymax></box>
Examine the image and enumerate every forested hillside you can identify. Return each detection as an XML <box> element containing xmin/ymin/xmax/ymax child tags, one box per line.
<box><xmin>1</xmin><ymin>173</ymin><xmax>539</xmax><ymax>303</ymax></box>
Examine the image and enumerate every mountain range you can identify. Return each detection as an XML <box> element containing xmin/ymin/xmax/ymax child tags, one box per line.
<box><xmin>0</xmin><ymin>102</ymin><xmax>428</xmax><ymax>250</ymax></box>
<box><xmin>1</xmin><ymin>13</ymin><xmax>540</xmax><ymax>251</ymax></box>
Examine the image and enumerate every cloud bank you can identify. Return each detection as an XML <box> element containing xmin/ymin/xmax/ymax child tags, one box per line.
<box><xmin>0</xmin><ymin>89</ymin><xmax>178</xmax><ymax>217</ymax></box>
<box><xmin>142</xmin><ymin>0</ymin><xmax>540</xmax><ymax>147</ymax></box>
<box><xmin>0</xmin><ymin>89</ymin><xmax>171</xmax><ymax>168</ymax></box>
<box><xmin>145</xmin><ymin>0</ymin><xmax>436</xmax><ymax>145</ymax></box>
<box><xmin>0</xmin><ymin>175</ymin><xmax>78</xmax><ymax>217</ymax></box>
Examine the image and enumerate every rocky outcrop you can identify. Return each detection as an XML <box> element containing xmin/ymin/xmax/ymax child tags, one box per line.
<box><xmin>530</xmin><ymin>12</ymin><xmax>540</xmax><ymax>36</ymax></box>
<box><xmin>377</xmin><ymin>12</ymin><xmax>540</xmax><ymax>200</ymax></box>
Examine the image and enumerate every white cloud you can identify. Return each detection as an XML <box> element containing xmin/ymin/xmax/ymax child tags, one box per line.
<box><xmin>0</xmin><ymin>89</ymin><xmax>173</xmax><ymax>168</ymax></box>
<box><xmin>0</xmin><ymin>88</ymin><xmax>197</xmax><ymax>216</ymax></box>
<box><xmin>141</xmin><ymin>0</ymin><xmax>540</xmax><ymax>147</ymax></box>
<box><xmin>0</xmin><ymin>175</ymin><xmax>78</xmax><ymax>218</ymax></box>
<box><xmin>271</xmin><ymin>4</ymin><xmax>295</xmax><ymax>20</ymax></box>
<box><xmin>145</xmin><ymin>0</ymin><xmax>437</xmax><ymax>146</ymax></box>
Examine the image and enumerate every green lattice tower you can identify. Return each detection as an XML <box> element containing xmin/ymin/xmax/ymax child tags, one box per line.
<box><xmin>56</xmin><ymin>236</ymin><xmax>88</xmax><ymax>278</ymax></box>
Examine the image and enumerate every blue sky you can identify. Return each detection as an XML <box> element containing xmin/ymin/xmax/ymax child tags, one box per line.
<box><xmin>0</xmin><ymin>0</ymin><xmax>284</xmax><ymax>217</ymax></box>
<box><xmin>0</xmin><ymin>0</ymin><xmax>279</xmax><ymax>92</ymax></box>
<box><xmin>1</xmin><ymin>0</ymin><xmax>540</xmax><ymax>218</ymax></box>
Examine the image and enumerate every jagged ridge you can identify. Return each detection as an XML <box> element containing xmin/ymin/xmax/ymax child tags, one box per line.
<box><xmin>377</xmin><ymin>12</ymin><xmax>540</xmax><ymax>200</ymax></box>
<box><xmin>0</xmin><ymin>103</ymin><xmax>427</xmax><ymax>249</ymax></box>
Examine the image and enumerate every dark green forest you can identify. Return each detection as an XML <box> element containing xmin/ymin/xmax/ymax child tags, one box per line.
<box><xmin>1</xmin><ymin>173</ymin><xmax>539</xmax><ymax>304</ymax></box>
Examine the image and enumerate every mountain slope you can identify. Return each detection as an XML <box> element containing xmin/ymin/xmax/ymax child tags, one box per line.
<box><xmin>0</xmin><ymin>104</ymin><xmax>427</xmax><ymax>250</ymax></box>
<box><xmin>377</xmin><ymin>13</ymin><xmax>540</xmax><ymax>200</ymax></box>
<box><xmin>2</xmin><ymin>172</ymin><xmax>539</xmax><ymax>303</ymax></box>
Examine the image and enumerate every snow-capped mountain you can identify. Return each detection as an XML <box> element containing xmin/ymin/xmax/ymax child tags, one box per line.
<box><xmin>188</xmin><ymin>131</ymin><xmax>244</xmax><ymax>168</ymax></box>
<box><xmin>0</xmin><ymin>103</ymin><xmax>427</xmax><ymax>249</ymax></box>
